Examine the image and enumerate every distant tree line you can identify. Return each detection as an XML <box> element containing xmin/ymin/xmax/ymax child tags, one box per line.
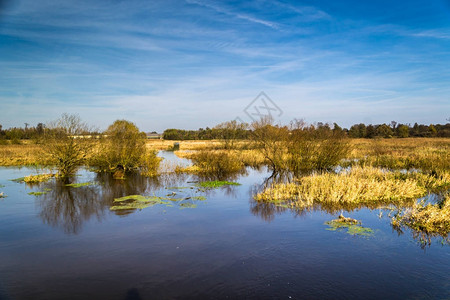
<box><xmin>162</xmin><ymin>121</ymin><xmax>450</xmax><ymax>140</ymax></box>
<box><xmin>0</xmin><ymin>120</ymin><xmax>449</xmax><ymax>143</ymax></box>
<box><xmin>347</xmin><ymin>122</ymin><xmax>450</xmax><ymax>138</ymax></box>
<box><xmin>0</xmin><ymin>123</ymin><xmax>101</xmax><ymax>144</ymax></box>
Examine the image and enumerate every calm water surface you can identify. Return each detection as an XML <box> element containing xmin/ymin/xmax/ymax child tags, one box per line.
<box><xmin>0</xmin><ymin>152</ymin><xmax>448</xmax><ymax>299</ymax></box>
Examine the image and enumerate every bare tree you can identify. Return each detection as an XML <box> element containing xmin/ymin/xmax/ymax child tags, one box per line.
<box><xmin>43</xmin><ymin>113</ymin><xmax>92</xmax><ymax>178</ymax></box>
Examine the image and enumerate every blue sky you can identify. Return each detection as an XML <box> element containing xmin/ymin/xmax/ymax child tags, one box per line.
<box><xmin>1</xmin><ymin>0</ymin><xmax>449</xmax><ymax>131</ymax></box>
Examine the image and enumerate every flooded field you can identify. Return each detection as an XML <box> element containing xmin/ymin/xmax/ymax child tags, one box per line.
<box><xmin>0</xmin><ymin>152</ymin><xmax>449</xmax><ymax>299</ymax></box>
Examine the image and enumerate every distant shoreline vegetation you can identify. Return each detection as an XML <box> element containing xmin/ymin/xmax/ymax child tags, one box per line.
<box><xmin>0</xmin><ymin>121</ymin><xmax>449</xmax><ymax>143</ymax></box>
<box><xmin>163</xmin><ymin>121</ymin><xmax>449</xmax><ymax>140</ymax></box>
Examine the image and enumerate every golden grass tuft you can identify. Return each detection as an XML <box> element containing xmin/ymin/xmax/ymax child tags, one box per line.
<box><xmin>23</xmin><ymin>173</ymin><xmax>56</xmax><ymax>183</ymax></box>
<box><xmin>255</xmin><ymin>166</ymin><xmax>430</xmax><ymax>209</ymax></box>
<box><xmin>392</xmin><ymin>193</ymin><xmax>450</xmax><ymax>236</ymax></box>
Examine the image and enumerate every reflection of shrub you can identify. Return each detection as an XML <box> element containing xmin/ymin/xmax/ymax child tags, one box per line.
<box><xmin>91</xmin><ymin>120</ymin><xmax>160</xmax><ymax>176</ymax></box>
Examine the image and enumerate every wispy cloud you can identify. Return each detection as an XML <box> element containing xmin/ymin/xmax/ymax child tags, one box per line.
<box><xmin>410</xmin><ymin>29</ymin><xmax>450</xmax><ymax>40</ymax></box>
<box><xmin>1</xmin><ymin>0</ymin><xmax>449</xmax><ymax>130</ymax></box>
<box><xmin>185</xmin><ymin>0</ymin><xmax>279</xmax><ymax>29</ymax></box>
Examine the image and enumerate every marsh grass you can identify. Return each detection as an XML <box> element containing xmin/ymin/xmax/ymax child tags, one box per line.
<box><xmin>392</xmin><ymin>193</ymin><xmax>450</xmax><ymax>238</ymax></box>
<box><xmin>23</xmin><ymin>173</ymin><xmax>55</xmax><ymax>183</ymax></box>
<box><xmin>0</xmin><ymin>144</ymin><xmax>47</xmax><ymax>166</ymax></box>
<box><xmin>255</xmin><ymin>166</ymin><xmax>431</xmax><ymax>210</ymax></box>
<box><xmin>348</xmin><ymin>138</ymin><xmax>450</xmax><ymax>172</ymax></box>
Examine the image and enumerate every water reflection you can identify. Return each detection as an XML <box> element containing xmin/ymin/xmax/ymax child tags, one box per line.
<box><xmin>38</xmin><ymin>182</ymin><xmax>103</xmax><ymax>234</ymax></box>
<box><xmin>37</xmin><ymin>171</ymin><xmax>191</xmax><ymax>234</ymax></box>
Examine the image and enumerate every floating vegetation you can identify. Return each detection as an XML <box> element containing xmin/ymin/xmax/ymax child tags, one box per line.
<box><xmin>111</xmin><ymin>195</ymin><xmax>171</xmax><ymax>211</ymax></box>
<box><xmin>180</xmin><ymin>203</ymin><xmax>197</xmax><ymax>209</ymax></box>
<box><xmin>0</xmin><ymin>192</ymin><xmax>6</xmax><ymax>198</ymax></box>
<box><xmin>197</xmin><ymin>181</ymin><xmax>241</xmax><ymax>189</ymax></box>
<box><xmin>0</xmin><ymin>184</ymin><xmax>4</xmax><ymax>188</ymax></box>
<box><xmin>11</xmin><ymin>177</ymin><xmax>25</xmax><ymax>182</ymax></box>
<box><xmin>110</xmin><ymin>193</ymin><xmax>206</xmax><ymax>211</ymax></box>
<box><xmin>325</xmin><ymin>215</ymin><xmax>374</xmax><ymax>237</ymax></box>
<box><xmin>65</xmin><ymin>182</ymin><xmax>95</xmax><ymax>188</ymax></box>
<box><xmin>166</xmin><ymin>186</ymin><xmax>191</xmax><ymax>190</ymax></box>
<box><xmin>28</xmin><ymin>188</ymin><xmax>52</xmax><ymax>196</ymax></box>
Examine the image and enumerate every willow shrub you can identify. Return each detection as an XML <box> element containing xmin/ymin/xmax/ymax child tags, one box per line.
<box><xmin>189</xmin><ymin>150</ymin><xmax>244</xmax><ymax>178</ymax></box>
<box><xmin>91</xmin><ymin>120</ymin><xmax>160</xmax><ymax>176</ymax></box>
<box><xmin>250</xmin><ymin>119</ymin><xmax>349</xmax><ymax>176</ymax></box>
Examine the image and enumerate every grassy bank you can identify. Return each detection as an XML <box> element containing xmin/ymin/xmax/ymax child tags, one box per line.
<box><xmin>255</xmin><ymin>166</ymin><xmax>450</xmax><ymax>211</ymax></box>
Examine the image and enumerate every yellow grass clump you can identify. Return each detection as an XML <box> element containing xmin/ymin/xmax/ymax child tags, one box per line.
<box><xmin>392</xmin><ymin>193</ymin><xmax>450</xmax><ymax>237</ymax></box>
<box><xmin>23</xmin><ymin>173</ymin><xmax>56</xmax><ymax>183</ymax></box>
<box><xmin>255</xmin><ymin>166</ymin><xmax>429</xmax><ymax>209</ymax></box>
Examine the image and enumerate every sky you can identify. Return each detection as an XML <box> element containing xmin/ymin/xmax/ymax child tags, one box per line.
<box><xmin>1</xmin><ymin>0</ymin><xmax>449</xmax><ymax>132</ymax></box>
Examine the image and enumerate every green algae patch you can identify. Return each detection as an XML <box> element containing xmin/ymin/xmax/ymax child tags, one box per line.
<box><xmin>0</xmin><ymin>184</ymin><xmax>5</xmax><ymax>188</ymax></box>
<box><xmin>65</xmin><ymin>182</ymin><xmax>95</xmax><ymax>188</ymax></box>
<box><xmin>110</xmin><ymin>193</ymin><xmax>207</xmax><ymax>211</ymax></box>
<box><xmin>28</xmin><ymin>188</ymin><xmax>52</xmax><ymax>196</ymax></box>
<box><xmin>325</xmin><ymin>215</ymin><xmax>374</xmax><ymax>237</ymax></box>
<box><xmin>197</xmin><ymin>181</ymin><xmax>241</xmax><ymax>189</ymax></box>
<box><xmin>111</xmin><ymin>195</ymin><xmax>171</xmax><ymax>211</ymax></box>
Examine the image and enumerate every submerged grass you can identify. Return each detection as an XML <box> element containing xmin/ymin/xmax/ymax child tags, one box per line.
<box><xmin>65</xmin><ymin>182</ymin><xmax>95</xmax><ymax>188</ymax></box>
<box><xmin>28</xmin><ymin>188</ymin><xmax>52</xmax><ymax>196</ymax></box>
<box><xmin>197</xmin><ymin>181</ymin><xmax>241</xmax><ymax>188</ymax></box>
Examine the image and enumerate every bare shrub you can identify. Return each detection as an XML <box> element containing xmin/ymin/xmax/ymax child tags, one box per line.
<box><xmin>42</xmin><ymin>113</ymin><xmax>92</xmax><ymax>178</ymax></box>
